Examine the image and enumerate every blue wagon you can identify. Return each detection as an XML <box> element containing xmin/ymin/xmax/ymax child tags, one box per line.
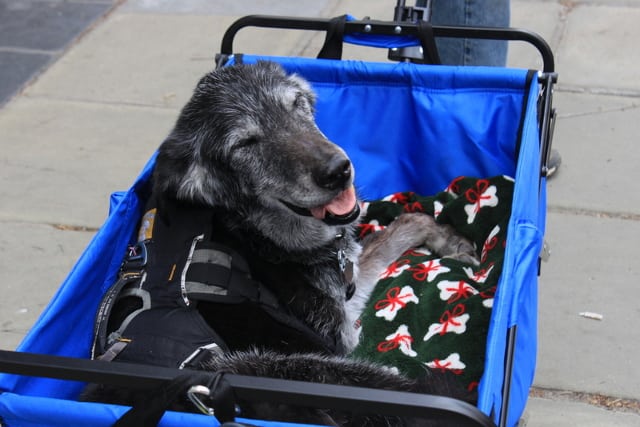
<box><xmin>0</xmin><ymin>4</ymin><xmax>556</xmax><ymax>427</ymax></box>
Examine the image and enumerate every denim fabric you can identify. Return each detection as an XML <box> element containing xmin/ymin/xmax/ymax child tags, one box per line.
<box><xmin>431</xmin><ymin>0</ymin><xmax>510</xmax><ymax>66</ymax></box>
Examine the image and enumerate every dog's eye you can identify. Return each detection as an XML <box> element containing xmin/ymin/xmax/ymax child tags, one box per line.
<box><xmin>237</xmin><ymin>136</ymin><xmax>260</xmax><ymax>148</ymax></box>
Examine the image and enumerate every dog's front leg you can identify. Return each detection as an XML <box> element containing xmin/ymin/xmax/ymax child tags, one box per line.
<box><xmin>361</xmin><ymin>212</ymin><xmax>479</xmax><ymax>280</ymax></box>
<box><xmin>346</xmin><ymin>213</ymin><xmax>479</xmax><ymax>335</ymax></box>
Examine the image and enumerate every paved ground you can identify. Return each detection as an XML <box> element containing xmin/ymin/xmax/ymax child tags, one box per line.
<box><xmin>0</xmin><ymin>0</ymin><xmax>118</xmax><ymax>106</ymax></box>
<box><xmin>1</xmin><ymin>0</ymin><xmax>639</xmax><ymax>426</ymax></box>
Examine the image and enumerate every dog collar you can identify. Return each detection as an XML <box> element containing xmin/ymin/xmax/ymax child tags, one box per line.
<box><xmin>336</xmin><ymin>230</ymin><xmax>356</xmax><ymax>300</ymax></box>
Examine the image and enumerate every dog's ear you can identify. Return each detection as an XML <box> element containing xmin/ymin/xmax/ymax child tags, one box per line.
<box><xmin>254</xmin><ymin>60</ymin><xmax>317</xmax><ymax>109</ymax></box>
<box><xmin>255</xmin><ymin>59</ymin><xmax>285</xmax><ymax>74</ymax></box>
<box><xmin>153</xmin><ymin>132</ymin><xmax>195</xmax><ymax>196</ymax></box>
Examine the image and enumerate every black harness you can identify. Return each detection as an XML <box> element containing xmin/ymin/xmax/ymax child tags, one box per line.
<box><xmin>91</xmin><ymin>194</ymin><xmax>343</xmax><ymax>369</ymax></box>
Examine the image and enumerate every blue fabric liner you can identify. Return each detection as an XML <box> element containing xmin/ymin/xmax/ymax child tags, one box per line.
<box><xmin>0</xmin><ymin>55</ymin><xmax>545</xmax><ymax>427</ymax></box>
<box><xmin>0</xmin><ymin>393</ymin><xmax>324</xmax><ymax>427</ymax></box>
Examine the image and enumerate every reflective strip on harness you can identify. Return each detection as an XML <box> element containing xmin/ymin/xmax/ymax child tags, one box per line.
<box><xmin>181</xmin><ymin>234</ymin><xmax>205</xmax><ymax>306</ymax></box>
<box><xmin>191</xmin><ymin>248</ymin><xmax>232</xmax><ymax>268</ymax></box>
<box><xmin>184</xmin><ymin>248</ymin><xmax>234</xmax><ymax>297</ymax></box>
<box><xmin>184</xmin><ymin>247</ymin><xmax>234</xmax><ymax>299</ymax></box>
<box><xmin>179</xmin><ymin>342</ymin><xmax>223</xmax><ymax>369</ymax></box>
<box><xmin>184</xmin><ymin>281</ymin><xmax>228</xmax><ymax>297</ymax></box>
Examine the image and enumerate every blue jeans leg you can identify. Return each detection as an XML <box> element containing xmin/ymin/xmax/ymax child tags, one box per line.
<box><xmin>430</xmin><ymin>0</ymin><xmax>510</xmax><ymax>66</ymax></box>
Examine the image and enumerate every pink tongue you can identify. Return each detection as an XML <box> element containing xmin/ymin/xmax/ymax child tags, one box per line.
<box><xmin>310</xmin><ymin>186</ymin><xmax>357</xmax><ymax>220</ymax></box>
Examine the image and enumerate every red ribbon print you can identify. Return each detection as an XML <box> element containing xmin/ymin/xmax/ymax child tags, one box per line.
<box><xmin>409</xmin><ymin>260</ymin><xmax>442</xmax><ymax>281</ymax></box>
<box><xmin>404</xmin><ymin>248</ymin><xmax>429</xmax><ymax>258</ymax></box>
<box><xmin>389</xmin><ymin>192</ymin><xmax>412</xmax><ymax>204</ymax></box>
<box><xmin>403</xmin><ymin>201</ymin><xmax>424</xmax><ymax>213</ymax></box>
<box><xmin>480</xmin><ymin>286</ymin><xmax>496</xmax><ymax>300</ymax></box>
<box><xmin>430</xmin><ymin>359</ymin><xmax>464</xmax><ymax>375</ymax></box>
<box><xmin>358</xmin><ymin>222</ymin><xmax>384</xmax><ymax>239</ymax></box>
<box><xmin>445</xmin><ymin>176</ymin><xmax>465</xmax><ymax>194</ymax></box>
<box><xmin>375</xmin><ymin>287</ymin><xmax>412</xmax><ymax>311</ymax></box>
<box><xmin>377</xmin><ymin>332</ymin><xmax>414</xmax><ymax>353</ymax></box>
<box><xmin>444</xmin><ymin>281</ymin><xmax>475</xmax><ymax>303</ymax></box>
<box><xmin>471</xmin><ymin>264</ymin><xmax>494</xmax><ymax>282</ymax></box>
<box><xmin>438</xmin><ymin>304</ymin><xmax>466</xmax><ymax>335</ymax></box>
<box><xmin>465</xmin><ymin>179</ymin><xmax>492</xmax><ymax>213</ymax></box>
<box><xmin>380</xmin><ymin>259</ymin><xmax>410</xmax><ymax>279</ymax></box>
<box><xmin>482</xmin><ymin>236</ymin><xmax>498</xmax><ymax>262</ymax></box>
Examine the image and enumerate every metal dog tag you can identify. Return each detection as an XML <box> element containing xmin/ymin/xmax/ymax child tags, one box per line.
<box><xmin>336</xmin><ymin>229</ymin><xmax>356</xmax><ymax>299</ymax></box>
<box><xmin>343</xmin><ymin>259</ymin><xmax>354</xmax><ymax>284</ymax></box>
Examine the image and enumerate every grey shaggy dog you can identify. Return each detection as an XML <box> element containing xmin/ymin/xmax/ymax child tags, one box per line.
<box><xmin>84</xmin><ymin>61</ymin><xmax>480</xmax><ymax>426</ymax></box>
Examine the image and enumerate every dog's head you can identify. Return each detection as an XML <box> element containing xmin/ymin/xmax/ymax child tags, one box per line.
<box><xmin>154</xmin><ymin>61</ymin><xmax>360</xmax><ymax>240</ymax></box>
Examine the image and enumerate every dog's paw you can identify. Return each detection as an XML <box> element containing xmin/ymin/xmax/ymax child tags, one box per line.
<box><xmin>441</xmin><ymin>235</ymin><xmax>480</xmax><ymax>266</ymax></box>
<box><xmin>391</xmin><ymin>213</ymin><xmax>480</xmax><ymax>266</ymax></box>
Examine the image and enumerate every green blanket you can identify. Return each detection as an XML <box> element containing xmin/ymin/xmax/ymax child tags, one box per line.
<box><xmin>352</xmin><ymin>176</ymin><xmax>514</xmax><ymax>394</ymax></box>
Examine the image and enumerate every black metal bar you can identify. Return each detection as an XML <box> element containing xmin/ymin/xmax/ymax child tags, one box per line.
<box><xmin>498</xmin><ymin>326</ymin><xmax>517</xmax><ymax>427</ymax></box>
<box><xmin>388</xmin><ymin>0</ymin><xmax>435</xmax><ymax>63</ymax></box>
<box><xmin>0</xmin><ymin>350</ymin><xmax>496</xmax><ymax>426</ymax></box>
<box><xmin>220</xmin><ymin>15</ymin><xmax>327</xmax><ymax>54</ymax></box>
<box><xmin>394</xmin><ymin>0</ymin><xmax>408</xmax><ymax>22</ymax></box>
<box><xmin>219</xmin><ymin>15</ymin><xmax>555</xmax><ymax>73</ymax></box>
<box><xmin>0</xmin><ymin>349</ymin><xmax>175</xmax><ymax>389</ymax></box>
<box><xmin>538</xmin><ymin>72</ymin><xmax>558</xmax><ymax>178</ymax></box>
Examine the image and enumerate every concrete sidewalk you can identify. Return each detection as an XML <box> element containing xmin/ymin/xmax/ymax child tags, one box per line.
<box><xmin>1</xmin><ymin>0</ymin><xmax>639</xmax><ymax>426</ymax></box>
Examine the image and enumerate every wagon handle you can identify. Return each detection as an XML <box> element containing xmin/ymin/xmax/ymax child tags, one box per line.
<box><xmin>218</xmin><ymin>15</ymin><xmax>555</xmax><ymax>73</ymax></box>
<box><xmin>316</xmin><ymin>14</ymin><xmax>441</xmax><ymax>64</ymax></box>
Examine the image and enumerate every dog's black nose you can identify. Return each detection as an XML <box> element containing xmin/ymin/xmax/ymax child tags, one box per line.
<box><xmin>316</xmin><ymin>156</ymin><xmax>352</xmax><ymax>190</ymax></box>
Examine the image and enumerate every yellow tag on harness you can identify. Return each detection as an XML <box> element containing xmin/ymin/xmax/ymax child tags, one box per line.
<box><xmin>138</xmin><ymin>208</ymin><xmax>157</xmax><ymax>241</ymax></box>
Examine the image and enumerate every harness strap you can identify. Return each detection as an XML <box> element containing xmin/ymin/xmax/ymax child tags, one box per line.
<box><xmin>416</xmin><ymin>20</ymin><xmax>441</xmax><ymax>64</ymax></box>
<box><xmin>91</xmin><ymin>270</ymin><xmax>146</xmax><ymax>360</ymax></box>
<box><xmin>97</xmin><ymin>340</ymin><xmax>129</xmax><ymax>362</ymax></box>
<box><xmin>110</xmin><ymin>287</ymin><xmax>151</xmax><ymax>337</ymax></box>
<box><xmin>183</xmin><ymin>242</ymin><xmax>281</xmax><ymax>309</ymax></box>
<box><xmin>317</xmin><ymin>14</ymin><xmax>346</xmax><ymax>59</ymax></box>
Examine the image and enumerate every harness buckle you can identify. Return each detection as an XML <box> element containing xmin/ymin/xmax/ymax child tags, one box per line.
<box><xmin>187</xmin><ymin>385</ymin><xmax>215</xmax><ymax>416</ymax></box>
<box><xmin>186</xmin><ymin>372</ymin><xmax>235</xmax><ymax>419</ymax></box>
<box><xmin>179</xmin><ymin>342</ymin><xmax>222</xmax><ymax>370</ymax></box>
<box><xmin>122</xmin><ymin>241</ymin><xmax>148</xmax><ymax>271</ymax></box>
